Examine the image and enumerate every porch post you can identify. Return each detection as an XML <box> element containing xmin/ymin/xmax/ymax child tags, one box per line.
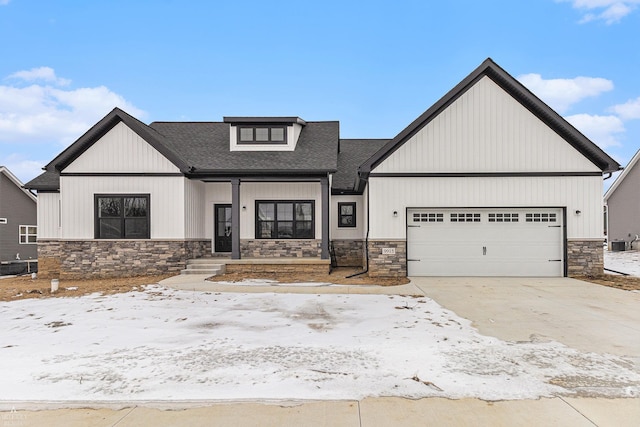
<box><xmin>231</xmin><ymin>178</ymin><xmax>241</xmax><ymax>259</ymax></box>
<box><xmin>321</xmin><ymin>176</ymin><xmax>330</xmax><ymax>259</ymax></box>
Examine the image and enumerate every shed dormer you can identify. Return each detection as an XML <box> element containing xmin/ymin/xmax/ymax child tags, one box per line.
<box><xmin>224</xmin><ymin>117</ymin><xmax>306</xmax><ymax>152</ymax></box>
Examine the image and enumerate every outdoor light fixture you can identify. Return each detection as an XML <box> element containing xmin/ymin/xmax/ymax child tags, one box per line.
<box><xmin>575</xmin><ymin>210</ymin><xmax>581</xmax><ymax>215</ymax></box>
<box><xmin>242</xmin><ymin>206</ymin><xmax>246</xmax><ymax>211</ymax></box>
<box><xmin>393</xmin><ymin>211</ymin><xmax>398</xmax><ymax>217</ymax></box>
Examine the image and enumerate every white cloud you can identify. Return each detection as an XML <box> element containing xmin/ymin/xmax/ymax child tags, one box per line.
<box><xmin>518</xmin><ymin>73</ymin><xmax>613</xmax><ymax>113</ymax></box>
<box><xmin>609</xmin><ymin>97</ymin><xmax>640</xmax><ymax>120</ymax></box>
<box><xmin>565</xmin><ymin>113</ymin><xmax>625</xmax><ymax>147</ymax></box>
<box><xmin>558</xmin><ymin>0</ymin><xmax>640</xmax><ymax>24</ymax></box>
<box><xmin>0</xmin><ymin>68</ymin><xmax>145</xmax><ymax>147</ymax></box>
<box><xmin>7</xmin><ymin>66</ymin><xmax>71</xmax><ymax>86</ymax></box>
<box><xmin>0</xmin><ymin>153</ymin><xmax>45</xmax><ymax>184</ymax></box>
<box><xmin>0</xmin><ymin>0</ymin><xmax>10</xmax><ymax>5</ymax></box>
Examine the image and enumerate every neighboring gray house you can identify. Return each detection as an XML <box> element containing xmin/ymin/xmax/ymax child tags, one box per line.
<box><xmin>0</xmin><ymin>166</ymin><xmax>37</xmax><ymax>273</ymax></box>
<box><xmin>604</xmin><ymin>149</ymin><xmax>640</xmax><ymax>250</ymax></box>
<box><xmin>25</xmin><ymin>58</ymin><xmax>620</xmax><ymax>279</ymax></box>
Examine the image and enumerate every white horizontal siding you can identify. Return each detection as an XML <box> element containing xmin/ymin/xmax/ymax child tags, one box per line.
<box><xmin>60</xmin><ymin>176</ymin><xmax>185</xmax><ymax>239</ymax></box>
<box><xmin>64</xmin><ymin>122</ymin><xmax>181</xmax><ymax>173</ymax></box>
<box><xmin>374</xmin><ymin>76</ymin><xmax>600</xmax><ymax>174</ymax></box>
<box><xmin>368</xmin><ymin>176</ymin><xmax>603</xmax><ymax>239</ymax></box>
<box><xmin>240</xmin><ymin>182</ymin><xmax>322</xmax><ymax>239</ymax></box>
<box><xmin>331</xmin><ymin>195</ymin><xmax>365</xmax><ymax>240</ymax></box>
<box><xmin>37</xmin><ymin>192</ymin><xmax>60</xmax><ymax>239</ymax></box>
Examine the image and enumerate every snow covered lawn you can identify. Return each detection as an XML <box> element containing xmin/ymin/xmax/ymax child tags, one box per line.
<box><xmin>605</xmin><ymin>247</ymin><xmax>640</xmax><ymax>277</ymax></box>
<box><xmin>2</xmin><ymin>284</ymin><xmax>639</xmax><ymax>403</ymax></box>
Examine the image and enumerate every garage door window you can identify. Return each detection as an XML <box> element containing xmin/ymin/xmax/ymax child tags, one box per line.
<box><xmin>526</xmin><ymin>213</ymin><xmax>556</xmax><ymax>222</ymax></box>
<box><xmin>451</xmin><ymin>213</ymin><xmax>480</xmax><ymax>222</ymax></box>
<box><xmin>488</xmin><ymin>213</ymin><xmax>519</xmax><ymax>222</ymax></box>
<box><xmin>413</xmin><ymin>213</ymin><xmax>443</xmax><ymax>222</ymax></box>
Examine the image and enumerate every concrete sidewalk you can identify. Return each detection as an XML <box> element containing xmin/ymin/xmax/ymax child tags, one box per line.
<box><xmin>160</xmin><ymin>273</ymin><xmax>425</xmax><ymax>295</ymax></box>
<box><xmin>4</xmin><ymin>397</ymin><xmax>639</xmax><ymax>426</ymax></box>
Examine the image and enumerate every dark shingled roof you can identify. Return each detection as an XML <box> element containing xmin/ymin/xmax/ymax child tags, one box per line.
<box><xmin>333</xmin><ymin>139</ymin><xmax>389</xmax><ymax>192</ymax></box>
<box><xmin>149</xmin><ymin>121</ymin><xmax>339</xmax><ymax>175</ymax></box>
<box><xmin>24</xmin><ymin>170</ymin><xmax>60</xmax><ymax>191</ymax></box>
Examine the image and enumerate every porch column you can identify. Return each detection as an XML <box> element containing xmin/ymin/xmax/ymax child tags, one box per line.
<box><xmin>321</xmin><ymin>176</ymin><xmax>330</xmax><ymax>259</ymax></box>
<box><xmin>231</xmin><ymin>178</ymin><xmax>241</xmax><ymax>259</ymax></box>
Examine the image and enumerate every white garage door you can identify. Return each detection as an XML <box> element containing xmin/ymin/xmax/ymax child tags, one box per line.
<box><xmin>407</xmin><ymin>208</ymin><xmax>564</xmax><ymax>277</ymax></box>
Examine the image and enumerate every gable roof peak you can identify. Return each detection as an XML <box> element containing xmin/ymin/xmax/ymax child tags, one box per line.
<box><xmin>358</xmin><ymin>57</ymin><xmax>620</xmax><ymax>175</ymax></box>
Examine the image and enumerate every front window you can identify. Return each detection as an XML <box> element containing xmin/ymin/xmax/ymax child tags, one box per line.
<box><xmin>238</xmin><ymin>125</ymin><xmax>287</xmax><ymax>144</ymax></box>
<box><xmin>256</xmin><ymin>201</ymin><xmax>314</xmax><ymax>239</ymax></box>
<box><xmin>19</xmin><ymin>225</ymin><xmax>37</xmax><ymax>244</ymax></box>
<box><xmin>95</xmin><ymin>195</ymin><xmax>150</xmax><ymax>239</ymax></box>
<box><xmin>338</xmin><ymin>202</ymin><xmax>356</xmax><ymax>227</ymax></box>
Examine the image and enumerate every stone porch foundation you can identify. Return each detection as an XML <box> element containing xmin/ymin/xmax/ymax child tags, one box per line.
<box><xmin>240</xmin><ymin>239</ymin><xmax>322</xmax><ymax>258</ymax></box>
<box><xmin>37</xmin><ymin>239</ymin><xmax>210</xmax><ymax>279</ymax></box>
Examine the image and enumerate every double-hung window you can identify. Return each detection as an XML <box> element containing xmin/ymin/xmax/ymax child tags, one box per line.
<box><xmin>19</xmin><ymin>225</ymin><xmax>37</xmax><ymax>244</ymax></box>
<box><xmin>95</xmin><ymin>195</ymin><xmax>150</xmax><ymax>239</ymax></box>
<box><xmin>256</xmin><ymin>201</ymin><xmax>314</xmax><ymax>239</ymax></box>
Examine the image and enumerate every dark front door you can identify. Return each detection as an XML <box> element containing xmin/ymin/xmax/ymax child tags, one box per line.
<box><xmin>215</xmin><ymin>204</ymin><xmax>232</xmax><ymax>253</ymax></box>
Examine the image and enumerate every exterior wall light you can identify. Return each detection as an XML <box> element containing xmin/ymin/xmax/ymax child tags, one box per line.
<box><xmin>393</xmin><ymin>211</ymin><xmax>398</xmax><ymax>217</ymax></box>
<box><xmin>575</xmin><ymin>210</ymin><xmax>581</xmax><ymax>215</ymax></box>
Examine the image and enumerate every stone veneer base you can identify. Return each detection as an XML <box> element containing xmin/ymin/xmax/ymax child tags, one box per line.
<box><xmin>331</xmin><ymin>239</ymin><xmax>365</xmax><ymax>267</ymax></box>
<box><xmin>367</xmin><ymin>240</ymin><xmax>407</xmax><ymax>277</ymax></box>
<box><xmin>567</xmin><ymin>239</ymin><xmax>604</xmax><ymax>277</ymax></box>
<box><xmin>240</xmin><ymin>239</ymin><xmax>322</xmax><ymax>258</ymax></box>
<box><xmin>37</xmin><ymin>239</ymin><xmax>210</xmax><ymax>279</ymax></box>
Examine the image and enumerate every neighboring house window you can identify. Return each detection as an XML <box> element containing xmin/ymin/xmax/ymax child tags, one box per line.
<box><xmin>256</xmin><ymin>201</ymin><xmax>314</xmax><ymax>239</ymax></box>
<box><xmin>338</xmin><ymin>202</ymin><xmax>356</xmax><ymax>227</ymax></box>
<box><xmin>95</xmin><ymin>195</ymin><xmax>150</xmax><ymax>239</ymax></box>
<box><xmin>0</xmin><ymin>218</ymin><xmax>7</xmax><ymax>224</ymax></box>
<box><xmin>238</xmin><ymin>126</ymin><xmax>286</xmax><ymax>144</ymax></box>
<box><xmin>19</xmin><ymin>225</ymin><xmax>37</xmax><ymax>244</ymax></box>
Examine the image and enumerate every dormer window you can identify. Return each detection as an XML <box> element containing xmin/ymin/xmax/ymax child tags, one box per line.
<box><xmin>225</xmin><ymin>116</ymin><xmax>306</xmax><ymax>152</ymax></box>
<box><xmin>238</xmin><ymin>125</ymin><xmax>286</xmax><ymax>144</ymax></box>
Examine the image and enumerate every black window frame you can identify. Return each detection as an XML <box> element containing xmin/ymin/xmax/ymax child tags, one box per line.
<box><xmin>94</xmin><ymin>194</ymin><xmax>150</xmax><ymax>239</ymax></box>
<box><xmin>255</xmin><ymin>200</ymin><xmax>315</xmax><ymax>239</ymax></box>
<box><xmin>338</xmin><ymin>202</ymin><xmax>357</xmax><ymax>228</ymax></box>
<box><xmin>237</xmin><ymin>125</ymin><xmax>287</xmax><ymax>144</ymax></box>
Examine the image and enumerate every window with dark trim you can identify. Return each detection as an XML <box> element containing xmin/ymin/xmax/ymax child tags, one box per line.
<box><xmin>256</xmin><ymin>201</ymin><xmax>314</xmax><ymax>239</ymax></box>
<box><xmin>238</xmin><ymin>125</ymin><xmax>287</xmax><ymax>144</ymax></box>
<box><xmin>95</xmin><ymin>195</ymin><xmax>150</xmax><ymax>239</ymax></box>
<box><xmin>338</xmin><ymin>202</ymin><xmax>356</xmax><ymax>227</ymax></box>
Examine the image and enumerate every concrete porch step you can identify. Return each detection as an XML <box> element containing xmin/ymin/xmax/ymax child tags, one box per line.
<box><xmin>180</xmin><ymin>260</ymin><xmax>226</xmax><ymax>276</ymax></box>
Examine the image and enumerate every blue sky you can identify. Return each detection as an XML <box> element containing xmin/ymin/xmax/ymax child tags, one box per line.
<box><xmin>1</xmin><ymin>0</ymin><xmax>639</xmax><ymax>186</ymax></box>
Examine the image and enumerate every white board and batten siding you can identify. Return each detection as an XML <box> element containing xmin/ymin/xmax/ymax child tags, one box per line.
<box><xmin>60</xmin><ymin>176</ymin><xmax>186</xmax><ymax>239</ymax></box>
<box><xmin>58</xmin><ymin>122</ymin><xmax>189</xmax><ymax>239</ymax></box>
<box><xmin>374</xmin><ymin>76</ymin><xmax>601</xmax><ymax>174</ymax></box>
<box><xmin>64</xmin><ymin>122</ymin><xmax>181</xmax><ymax>174</ymax></box>
<box><xmin>37</xmin><ymin>192</ymin><xmax>60</xmax><ymax>239</ymax></box>
<box><xmin>368</xmin><ymin>176</ymin><xmax>603</xmax><ymax>240</ymax></box>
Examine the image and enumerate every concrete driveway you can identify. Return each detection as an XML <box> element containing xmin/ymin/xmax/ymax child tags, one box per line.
<box><xmin>410</xmin><ymin>277</ymin><xmax>640</xmax><ymax>358</ymax></box>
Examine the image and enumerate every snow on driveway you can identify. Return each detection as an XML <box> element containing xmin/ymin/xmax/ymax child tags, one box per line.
<box><xmin>1</xmin><ymin>284</ymin><xmax>639</xmax><ymax>403</ymax></box>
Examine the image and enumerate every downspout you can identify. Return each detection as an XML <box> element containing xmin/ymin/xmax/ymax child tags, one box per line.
<box><xmin>346</xmin><ymin>176</ymin><xmax>370</xmax><ymax>278</ymax></box>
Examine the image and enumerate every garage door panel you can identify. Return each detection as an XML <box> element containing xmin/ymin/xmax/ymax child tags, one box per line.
<box><xmin>407</xmin><ymin>208</ymin><xmax>564</xmax><ymax>277</ymax></box>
